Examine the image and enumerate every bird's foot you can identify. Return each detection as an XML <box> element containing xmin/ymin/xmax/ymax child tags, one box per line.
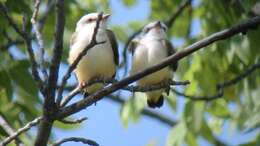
<box><xmin>79</xmin><ymin>82</ymin><xmax>86</xmax><ymax>90</ymax></box>
<box><xmin>83</xmin><ymin>92</ymin><xmax>89</xmax><ymax>98</ymax></box>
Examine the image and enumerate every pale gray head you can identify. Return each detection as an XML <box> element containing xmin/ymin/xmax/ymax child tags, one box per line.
<box><xmin>76</xmin><ymin>12</ymin><xmax>110</xmax><ymax>31</ymax></box>
<box><xmin>142</xmin><ymin>21</ymin><xmax>168</xmax><ymax>38</ymax></box>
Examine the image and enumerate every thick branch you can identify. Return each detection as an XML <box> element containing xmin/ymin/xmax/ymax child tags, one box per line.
<box><xmin>34</xmin><ymin>0</ymin><xmax>65</xmax><ymax>145</ymax></box>
<box><xmin>57</xmin><ymin>16</ymin><xmax>260</xmax><ymax>119</ymax></box>
<box><xmin>60</xmin><ymin>79</ymin><xmax>189</xmax><ymax>107</ymax></box>
<box><xmin>51</xmin><ymin>137</ymin><xmax>99</xmax><ymax>146</ymax></box>
<box><xmin>1</xmin><ymin>117</ymin><xmax>42</xmax><ymax>145</ymax></box>
<box><xmin>172</xmin><ymin>63</ymin><xmax>260</xmax><ymax>101</ymax></box>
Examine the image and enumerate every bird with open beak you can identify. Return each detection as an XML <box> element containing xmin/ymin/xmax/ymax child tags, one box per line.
<box><xmin>129</xmin><ymin>21</ymin><xmax>178</xmax><ymax>108</ymax></box>
<box><xmin>68</xmin><ymin>13</ymin><xmax>119</xmax><ymax>95</ymax></box>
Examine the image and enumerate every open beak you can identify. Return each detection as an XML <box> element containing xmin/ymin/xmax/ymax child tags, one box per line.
<box><xmin>102</xmin><ymin>14</ymin><xmax>111</xmax><ymax>20</ymax></box>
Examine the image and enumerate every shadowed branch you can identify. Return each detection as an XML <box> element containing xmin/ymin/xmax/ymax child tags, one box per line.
<box><xmin>51</xmin><ymin>137</ymin><xmax>99</xmax><ymax>146</ymax></box>
<box><xmin>34</xmin><ymin>0</ymin><xmax>65</xmax><ymax>145</ymax></box>
<box><xmin>1</xmin><ymin>117</ymin><xmax>42</xmax><ymax>146</ymax></box>
<box><xmin>60</xmin><ymin>79</ymin><xmax>189</xmax><ymax>107</ymax></box>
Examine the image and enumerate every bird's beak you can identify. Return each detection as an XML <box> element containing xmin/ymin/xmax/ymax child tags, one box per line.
<box><xmin>102</xmin><ymin>14</ymin><xmax>111</xmax><ymax>20</ymax></box>
<box><xmin>154</xmin><ymin>21</ymin><xmax>162</xmax><ymax>28</ymax></box>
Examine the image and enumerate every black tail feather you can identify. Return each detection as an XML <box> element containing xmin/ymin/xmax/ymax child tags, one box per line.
<box><xmin>147</xmin><ymin>95</ymin><xmax>164</xmax><ymax>108</ymax></box>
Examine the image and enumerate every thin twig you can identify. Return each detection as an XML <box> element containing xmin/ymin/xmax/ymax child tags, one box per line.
<box><xmin>38</xmin><ymin>0</ymin><xmax>55</xmax><ymax>31</ymax></box>
<box><xmin>0</xmin><ymin>115</ymin><xmax>24</xmax><ymax>146</ymax></box>
<box><xmin>1</xmin><ymin>117</ymin><xmax>42</xmax><ymax>145</ymax></box>
<box><xmin>34</xmin><ymin>0</ymin><xmax>65</xmax><ymax>145</ymax></box>
<box><xmin>51</xmin><ymin>137</ymin><xmax>99</xmax><ymax>146</ymax></box>
<box><xmin>31</xmin><ymin>0</ymin><xmax>48</xmax><ymax>80</ymax></box>
<box><xmin>172</xmin><ymin>63</ymin><xmax>260</xmax><ymax>101</ymax></box>
<box><xmin>57</xmin><ymin>16</ymin><xmax>260</xmax><ymax>119</ymax></box>
<box><xmin>60</xmin><ymin>79</ymin><xmax>189</xmax><ymax>107</ymax></box>
<box><xmin>0</xmin><ymin>3</ymin><xmax>43</xmax><ymax>90</ymax></box>
<box><xmin>59</xmin><ymin>117</ymin><xmax>87</xmax><ymax>124</ymax></box>
<box><xmin>164</xmin><ymin>0</ymin><xmax>192</xmax><ymax>27</ymax></box>
<box><xmin>56</xmin><ymin>12</ymin><xmax>105</xmax><ymax>105</ymax></box>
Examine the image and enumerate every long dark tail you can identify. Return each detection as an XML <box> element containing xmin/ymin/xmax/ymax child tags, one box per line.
<box><xmin>147</xmin><ymin>95</ymin><xmax>164</xmax><ymax>108</ymax></box>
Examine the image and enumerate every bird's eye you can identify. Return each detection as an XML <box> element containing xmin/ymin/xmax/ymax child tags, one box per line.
<box><xmin>88</xmin><ymin>18</ymin><xmax>93</xmax><ymax>22</ymax></box>
<box><xmin>162</xmin><ymin>27</ymin><xmax>167</xmax><ymax>31</ymax></box>
<box><xmin>144</xmin><ymin>27</ymin><xmax>151</xmax><ymax>33</ymax></box>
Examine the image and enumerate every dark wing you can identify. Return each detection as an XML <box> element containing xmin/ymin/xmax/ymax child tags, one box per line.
<box><xmin>162</xmin><ymin>39</ymin><xmax>178</xmax><ymax>71</ymax></box>
<box><xmin>128</xmin><ymin>37</ymin><xmax>140</xmax><ymax>55</ymax></box>
<box><xmin>106</xmin><ymin>29</ymin><xmax>119</xmax><ymax>65</ymax></box>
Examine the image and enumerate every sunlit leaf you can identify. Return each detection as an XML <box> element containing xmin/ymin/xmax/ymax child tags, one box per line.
<box><xmin>166</xmin><ymin>121</ymin><xmax>187</xmax><ymax>146</ymax></box>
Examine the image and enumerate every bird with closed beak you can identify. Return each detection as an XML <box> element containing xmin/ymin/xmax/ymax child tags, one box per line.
<box><xmin>68</xmin><ymin>13</ymin><xmax>119</xmax><ymax>95</ymax></box>
<box><xmin>129</xmin><ymin>21</ymin><xmax>178</xmax><ymax>108</ymax></box>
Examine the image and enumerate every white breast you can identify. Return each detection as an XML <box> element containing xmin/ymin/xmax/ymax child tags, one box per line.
<box><xmin>68</xmin><ymin>27</ymin><xmax>116</xmax><ymax>92</ymax></box>
<box><xmin>131</xmin><ymin>37</ymin><xmax>172</xmax><ymax>86</ymax></box>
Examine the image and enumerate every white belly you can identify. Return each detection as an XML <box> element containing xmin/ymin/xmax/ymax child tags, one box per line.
<box><xmin>131</xmin><ymin>41</ymin><xmax>172</xmax><ymax>86</ymax></box>
<box><xmin>68</xmin><ymin>30</ymin><xmax>116</xmax><ymax>93</ymax></box>
<box><xmin>74</xmin><ymin>42</ymin><xmax>116</xmax><ymax>82</ymax></box>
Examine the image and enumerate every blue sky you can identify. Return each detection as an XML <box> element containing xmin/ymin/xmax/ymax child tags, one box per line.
<box><xmin>53</xmin><ymin>0</ymin><xmax>259</xmax><ymax>146</ymax></box>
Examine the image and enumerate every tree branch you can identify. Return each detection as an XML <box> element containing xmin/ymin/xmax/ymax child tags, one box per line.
<box><xmin>60</xmin><ymin>79</ymin><xmax>189</xmax><ymax>107</ymax></box>
<box><xmin>164</xmin><ymin>0</ymin><xmax>192</xmax><ymax>27</ymax></box>
<box><xmin>34</xmin><ymin>0</ymin><xmax>65</xmax><ymax>145</ymax></box>
<box><xmin>59</xmin><ymin>117</ymin><xmax>87</xmax><ymax>124</ymax></box>
<box><xmin>1</xmin><ymin>117</ymin><xmax>42</xmax><ymax>146</ymax></box>
<box><xmin>172</xmin><ymin>63</ymin><xmax>260</xmax><ymax>101</ymax></box>
<box><xmin>38</xmin><ymin>0</ymin><xmax>56</xmax><ymax>31</ymax></box>
<box><xmin>51</xmin><ymin>137</ymin><xmax>99</xmax><ymax>146</ymax></box>
<box><xmin>56</xmin><ymin>12</ymin><xmax>104</xmax><ymax>105</ymax></box>
<box><xmin>57</xmin><ymin>16</ymin><xmax>260</xmax><ymax>119</ymax></box>
<box><xmin>31</xmin><ymin>0</ymin><xmax>48</xmax><ymax>80</ymax></box>
<box><xmin>0</xmin><ymin>115</ymin><xmax>24</xmax><ymax>146</ymax></box>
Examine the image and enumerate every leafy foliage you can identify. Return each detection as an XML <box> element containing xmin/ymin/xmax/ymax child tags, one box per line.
<box><xmin>0</xmin><ymin>0</ymin><xmax>259</xmax><ymax>145</ymax></box>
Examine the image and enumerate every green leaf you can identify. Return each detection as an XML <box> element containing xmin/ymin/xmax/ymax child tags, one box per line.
<box><xmin>122</xmin><ymin>0</ymin><xmax>137</xmax><ymax>7</ymax></box>
<box><xmin>120</xmin><ymin>94</ymin><xmax>146</xmax><ymax>127</ymax></box>
<box><xmin>5</xmin><ymin>0</ymin><xmax>32</xmax><ymax>15</ymax></box>
<box><xmin>53</xmin><ymin>120</ymin><xmax>81</xmax><ymax>130</ymax></box>
<box><xmin>166</xmin><ymin>121</ymin><xmax>187</xmax><ymax>146</ymax></box>
<box><xmin>207</xmin><ymin>99</ymin><xmax>230</xmax><ymax>118</ymax></box>
<box><xmin>200</xmin><ymin>119</ymin><xmax>215</xmax><ymax>144</ymax></box>
<box><xmin>8</xmin><ymin>60</ymin><xmax>39</xmax><ymax>103</ymax></box>
<box><xmin>184</xmin><ymin>101</ymin><xmax>205</xmax><ymax>133</ymax></box>
<box><xmin>0</xmin><ymin>69</ymin><xmax>13</xmax><ymax>99</ymax></box>
<box><xmin>0</xmin><ymin>89</ymin><xmax>10</xmax><ymax>112</ymax></box>
<box><xmin>186</xmin><ymin>132</ymin><xmax>198</xmax><ymax>146</ymax></box>
<box><xmin>166</xmin><ymin>92</ymin><xmax>176</xmax><ymax>111</ymax></box>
